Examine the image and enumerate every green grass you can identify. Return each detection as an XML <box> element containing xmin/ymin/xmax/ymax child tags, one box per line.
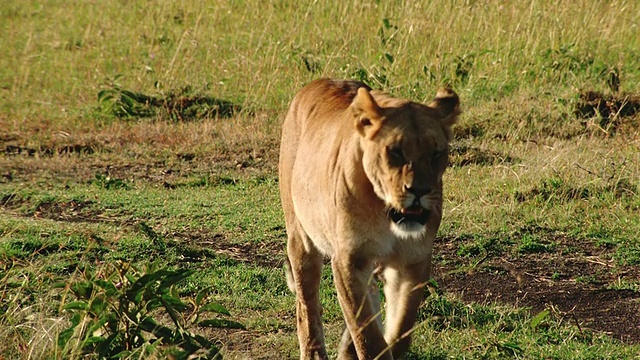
<box><xmin>2</xmin><ymin>0</ymin><xmax>640</xmax><ymax>358</ymax></box>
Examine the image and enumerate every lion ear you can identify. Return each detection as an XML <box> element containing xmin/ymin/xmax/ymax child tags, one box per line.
<box><xmin>352</xmin><ymin>87</ymin><xmax>383</xmax><ymax>139</ymax></box>
<box><xmin>428</xmin><ymin>87</ymin><xmax>461</xmax><ymax>140</ymax></box>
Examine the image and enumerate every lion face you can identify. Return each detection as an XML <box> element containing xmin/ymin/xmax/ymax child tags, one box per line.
<box><xmin>351</xmin><ymin>87</ymin><xmax>460</xmax><ymax>238</ymax></box>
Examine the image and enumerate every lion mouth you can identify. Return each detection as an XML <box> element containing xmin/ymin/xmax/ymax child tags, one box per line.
<box><xmin>387</xmin><ymin>205</ymin><xmax>429</xmax><ymax>225</ymax></box>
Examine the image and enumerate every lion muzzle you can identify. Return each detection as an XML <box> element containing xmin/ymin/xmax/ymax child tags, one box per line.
<box><xmin>387</xmin><ymin>205</ymin><xmax>429</xmax><ymax>225</ymax></box>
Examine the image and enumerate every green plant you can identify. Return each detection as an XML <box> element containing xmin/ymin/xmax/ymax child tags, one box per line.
<box><xmin>456</xmin><ymin>235</ymin><xmax>504</xmax><ymax>258</ymax></box>
<box><xmin>92</xmin><ymin>174</ymin><xmax>129</xmax><ymax>190</ymax></box>
<box><xmin>58</xmin><ymin>261</ymin><xmax>244</xmax><ymax>359</ymax></box>
<box><xmin>605</xmin><ymin>278</ymin><xmax>640</xmax><ymax>292</ymax></box>
<box><xmin>97</xmin><ymin>75</ymin><xmax>157</xmax><ymax>118</ymax></box>
<box><xmin>517</xmin><ymin>233</ymin><xmax>555</xmax><ymax>254</ymax></box>
<box><xmin>538</xmin><ymin>43</ymin><xmax>594</xmax><ymax>81</ymax></box>
<box><xmin>349</xmin><ymin>18</ymin><xmax>398</xmax><ymax>88</ymax></box>
<box><xmin>97</xmin><ymin>75</ymin><xmax>241</xmax><ymax>120</ymax></box>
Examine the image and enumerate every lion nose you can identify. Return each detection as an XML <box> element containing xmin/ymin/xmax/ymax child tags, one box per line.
<box><xmin>404</xmin><ymin>185</ymin><xmax>432</xmax><ymax>198</ymax></box>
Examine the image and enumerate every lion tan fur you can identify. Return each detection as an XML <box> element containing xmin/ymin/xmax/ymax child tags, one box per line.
<box><xmin>279</xmin><ymin>79</ymin><xmax>460</xmax><ymax>360</ymax></box>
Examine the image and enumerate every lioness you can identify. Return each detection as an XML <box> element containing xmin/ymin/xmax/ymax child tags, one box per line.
<box><xmin>279</xmin><ymin>79</ymin><xmax>460</xmax><ymax>360</ymax></box>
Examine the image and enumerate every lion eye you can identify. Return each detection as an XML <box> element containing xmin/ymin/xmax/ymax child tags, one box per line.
<box><xmin>387</xmin><ymin>147</ymin><xmax>406</xmax><ymax>164</ymax></box>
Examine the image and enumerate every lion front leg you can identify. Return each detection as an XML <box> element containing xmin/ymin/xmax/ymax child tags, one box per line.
<box><xmin>332</xmin><ymin>253</ymin><xmax>392</xmax><ymax>360</ymax></box>
<box><xmin>337</xmin><ymin>275</ymin><xmax>383</xmax><ymax>360</ymax></box>
<box><xmin>381</xmin><ymin>260</ymin><xmax>431</xmax><ymax>359</ymax></box>
<box><xmin>287</xmin><ymin>230</ymin><xmax>328</xmax><ymax>360</ymax></box>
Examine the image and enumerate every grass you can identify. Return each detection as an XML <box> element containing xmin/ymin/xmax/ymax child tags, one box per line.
<box><xmin>2</xmin><ymin>0</ymin><xmax>640</xmax><ymax>358</ymax></box>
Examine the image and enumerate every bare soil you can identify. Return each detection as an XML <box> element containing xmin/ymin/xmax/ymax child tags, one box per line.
<box><xmin>434</xmin><ymin>235</ymin><xmax>640</xmax><ymax>343</ymax></box>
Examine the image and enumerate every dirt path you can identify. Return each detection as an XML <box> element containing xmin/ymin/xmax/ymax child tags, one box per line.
<box><xmin>435</xmin><ymin>236</ymin><xmax>640</xmax><ymax>343</ymax></box>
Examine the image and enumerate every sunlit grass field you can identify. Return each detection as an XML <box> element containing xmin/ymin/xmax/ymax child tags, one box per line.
<box><xmin>1</xmin><ymin>0</ymin><xmax>639</xmax><ymax>358</ymax></box>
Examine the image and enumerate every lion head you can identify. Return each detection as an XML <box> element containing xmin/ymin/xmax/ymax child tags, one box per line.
<box><xmin>350</xmin><ymin>87</ymin><xmax>460</xmax><ymax>238</ymax></box>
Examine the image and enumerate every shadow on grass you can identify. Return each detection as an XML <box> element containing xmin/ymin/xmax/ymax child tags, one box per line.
<box><xmin>575</xmin><ymin>90</ymin><xmax>640</xmax><ymax>133</ymax></box>
<box><xmin>98</xmin><ymin>84</ymin><xmax>243</xmax><ymax>121</ymax></box>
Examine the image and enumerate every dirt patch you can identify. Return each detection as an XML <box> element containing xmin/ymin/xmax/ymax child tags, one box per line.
<box><xmin>169</xmin><ymin>229</ymin><xmax>285</xmax><ymax>268</ymax></box>
<box><xmin>434</xmin><ymin>235</ymin><xmax>640</xmax><ymax>343</ymax></box>
<box><xmin>575</xmin><ymin>91</ymin><xmax>640</xmax><ymax>120</ymax></box>
<box><xmin>30</xmin><ymin>199</ymin><xmax>104</xmax><ymax>223</ymax></box>
<box><xmin>514</xmin><ymin>178</ymin><xmax>637</xmax><ymax>203</ymax></box>
<box><xmin>454</xmin><ymin>122</ymin><xmax>485</xmax><ymax>140</ymax></box>
<box><xmin>1</xmin><ymin>193</ymin><xmax>24</xmax><ymax>208</ymax></box>
<box><xmin>574</xmin><ymin>91</ymin><xmax>640</xmax><ymax>133</ymax></box>
<box><xmin>1</xmin><ymin>139</ymin><xmax>278</xmax><ymax>187</ymax></box>
<box><xmin>2</xmin><ymin>195</ymin><xmax>131</xmax><ymax>225</ymax></box>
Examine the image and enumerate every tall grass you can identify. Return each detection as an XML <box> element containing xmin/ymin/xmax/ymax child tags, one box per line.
<box><xmin>2</xmin><ymin>1</ymin><xmax>638</xmax><ymax>122</ymax></box>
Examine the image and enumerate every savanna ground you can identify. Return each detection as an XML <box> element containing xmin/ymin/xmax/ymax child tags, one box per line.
<box><xmin>1</xmin><ymin>1</ymin><xmax>640</xmax><ymax>359</ymax></box>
